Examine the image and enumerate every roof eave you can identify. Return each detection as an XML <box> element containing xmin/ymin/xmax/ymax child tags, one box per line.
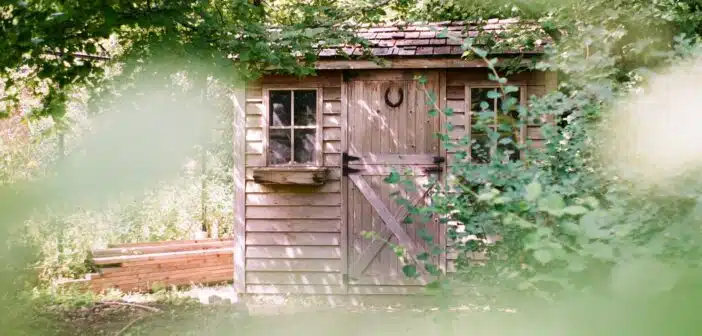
<box><xmin>313</xmin><ymin>53</ymin><xmax>543</xmax><ymax>70</ymax></box>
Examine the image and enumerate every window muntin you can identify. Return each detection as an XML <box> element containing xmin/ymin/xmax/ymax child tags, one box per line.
<box><xmin>469</xmin><ymin>87</ymin><xmax>522</xmax><ymax>163</ymax></box>
<box><xmin>267</xmin><ymin>89</ymin><xmax>318</xmax><ymax>165</ymax></box>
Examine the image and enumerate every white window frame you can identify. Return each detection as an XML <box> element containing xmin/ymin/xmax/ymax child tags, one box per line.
<box><xmin>262</xmin><ymin>87</ymin><xmax>323</xmax><ymax>167</ymax></box>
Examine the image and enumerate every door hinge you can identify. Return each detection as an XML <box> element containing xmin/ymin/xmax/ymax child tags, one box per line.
<box><xmin>342</xmin><ymin>152</ymin><xmax>360</xmax><ymax>164</ymax></box>
<box><xmin>342</xmin><ymin>166</ymin><xmax>362</xmax><ymax>176</ymax></box>
<box><xmin>342</xmin><ymin>152</ymin><xmax>362</xmax><ymax>176</ymax></box>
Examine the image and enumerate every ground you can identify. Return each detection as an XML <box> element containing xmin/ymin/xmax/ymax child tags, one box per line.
<box><xmin>33</xmin><ymin>285</ymin><xmax>524</xmax><ymax>336</ymax></box>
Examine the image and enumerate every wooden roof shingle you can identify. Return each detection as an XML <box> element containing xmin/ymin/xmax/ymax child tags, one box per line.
<box><xmin>318</xmin><ymin>19</ymin><xmax>549</xmax><ymax>58</ymax></box>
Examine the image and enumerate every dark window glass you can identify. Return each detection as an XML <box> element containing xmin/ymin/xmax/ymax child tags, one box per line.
<box><xmin>294</xmin><ymin>129</ymin><xmax>316</xmax><ymax>164</ymax></box>
<box><xmin>497</xmin><ymin>135</ymin><xmax>520</xmax><ymax>161</ymax></box>
<box><xmin>471</xmin><ymin>134</ymin><xmax>490</xmax><ymax>164</ymax></box>
<box><xmin>497</xmin><ymin>89</ymin><xmax>521</xmax><ymax>119</ymax></box>
<box><xmin>269</xmin><ymin>91</ymin><xmax>291</xmax><ymax>126</ymax></box>
<box><xmin>294</xmin><ymin>90</ymin><xmax>316</xmax><ymax>126</ymax></box>
<box><xmin>269</xmin><ymin>129</ymin><xmax>291</xmax><ymax>164</ymax></box>
<box><xmin>470</xmin><ymin>88</ymin><xmax>496</xmax><ymax>112</ymax></box>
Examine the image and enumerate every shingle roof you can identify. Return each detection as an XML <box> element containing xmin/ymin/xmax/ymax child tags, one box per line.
<box><xmin>318</xmin><ymin>19</ymin><xmax>548</xmax><ymax>58</ymax></box>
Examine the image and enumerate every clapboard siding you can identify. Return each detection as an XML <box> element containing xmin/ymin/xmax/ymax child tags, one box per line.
<box><xmin>244</xmin><ymin>72</ymin><xmax>345</xmax><ymax>287</ymax></box>
<box><xmin>245</xmin><ymin>181</ymin><xmax>342</xmax><ymax>193</ymax></box>
<box><xmin>246</xmin><ymin>259</ymin><xmax>342</xmax><ymax>272</ymax></box>
<box><xmin>246</xmin><ymin>219</ymin><xmax>341</xmax><ymax>233</ymax></box>
<box><xmin>246</xmin><ymin>142</ymin><xmax>263</xmax><ymax>154</ymax></box>
<box><xmin>241</xmin><ymin>69</ymin><xmax>556</xmax><ymax>291</ymax></box>
<box><xmin>246</xmin><ymin>193</ymin><xmax>341</xmax><ymax>206</ymax></box>
<box><xmin>246</xmin><ymin>284</ymin><xmax>346</xmax><ymax>295</ymax></box>
<box><xmin>246</xmin><ymin>272</ymin><xmax>343</xmax><ymax>285</ymax></box>
<box><xmin>246</xmin><ymin>206</ymin><xmax>340</xmax><ymax>219</ymax></box>
<box><xmin>246</xmin><ymin>232</ymin><xmax>340</xmax><ymax>246</ymax></box>
<box><xmin>324</xmin><ymin>101</ymin><xmax>341</xmax><ymax>115</ymax></box>
<box><xmin>247</xmin><ymin>246</ymin><xmax>341</xmax><ymax>259</ymax></box>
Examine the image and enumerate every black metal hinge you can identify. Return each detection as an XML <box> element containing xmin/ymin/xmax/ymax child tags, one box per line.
<box><xmin>342</xmin><ymin>152</ymin><xmax>362</xmax><ymax>176</ymax></box>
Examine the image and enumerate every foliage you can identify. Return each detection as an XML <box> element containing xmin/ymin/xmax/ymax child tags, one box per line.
<box><xmin>383</xmin><ymin>14</ymin><xmax>702</xmax><ymax>303</ymax></box>
<box><xmin>0</xmin><ymin>0</ymin><xmax>370</xmax><ymax>120</ymax></box>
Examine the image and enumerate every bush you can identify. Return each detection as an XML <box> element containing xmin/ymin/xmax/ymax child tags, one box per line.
<box><xmin>384</xmin><ymin>34</ymin><xmax>702</xmax><ymax>305</ymax></box>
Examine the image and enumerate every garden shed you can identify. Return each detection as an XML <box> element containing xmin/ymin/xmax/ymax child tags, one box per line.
<box><xmin>231</xmin><ymin>20</ymin><xmax>557</xmax><ymax>297</ymax></box>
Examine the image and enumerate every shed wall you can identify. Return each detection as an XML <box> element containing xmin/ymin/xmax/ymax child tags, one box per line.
<box><xmin>240</xmin><ymin>68</ymin><xmax>556</xmax><ymax>295</ymax></box>
<box><xmin>243</xmin><ymin>71</ymin><xmax>345</xmax><ymax>295</ymax></box>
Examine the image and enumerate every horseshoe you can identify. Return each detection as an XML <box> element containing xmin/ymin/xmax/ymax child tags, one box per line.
<box><xmin>384</xmin><ymin>86</ymin><xmax>404</xmax><ymax>108</ymax></box>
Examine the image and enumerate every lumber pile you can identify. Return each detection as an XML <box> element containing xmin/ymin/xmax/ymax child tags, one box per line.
<box><xmin>77</xmin><ymin>238</ymin><xmax>234</xmax><ymax>293</ymax></box>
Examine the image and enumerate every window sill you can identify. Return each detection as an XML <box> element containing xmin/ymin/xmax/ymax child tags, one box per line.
<box><xmin>252</xmin><ymin>167</ymin><xmax>329</xmax><ymax>186</ymax></box>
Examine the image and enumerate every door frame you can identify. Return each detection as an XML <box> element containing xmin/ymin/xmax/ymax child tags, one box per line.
<box><xmin>340</xmin><ymin>69</ymin><xmax>447</xmax><ymax>287</ymax></box>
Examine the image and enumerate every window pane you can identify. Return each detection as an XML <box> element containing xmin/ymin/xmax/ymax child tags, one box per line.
<box><xmin>269</xmin><ymin>129</ymin><xmax>291</xmax><ymax>164</ymax></box>
<box><xmin>471</xmin><ymin>134</ymin><xmax>490</xmax><ymax>164</ymax></box>
<box><xmin>294</xmin><ymin>90</ymin><xmax>316</xmax><ymax>126</ymax></box>
<box><xmin>498</xmin><ymin>88</ymin><xmax>520</xmax><ymax>119</ymax></box>
<box><xmin>470</xmin><ymin>88</ymin><xmax>496</xmax><ymax>112</ymax></box>
<box><xmin>270</xmin><ymin>91</ymin><xmax>291</xmax><ymax>126</ymax></box>
<box><xmin>293</xmin><ymin>129</ymin><xmax>316</xmax><ymax>164</ymax></box>
<box><xmin>497</xmin><ymin>136</ymin><xmax>520</xmax><ymax>161</ymax></box>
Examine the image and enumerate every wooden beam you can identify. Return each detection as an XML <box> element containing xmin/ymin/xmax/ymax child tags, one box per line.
<box><xmin>91</xmin><ymin>248</ymin><xmax>233</xmax><ymax>265</ymax></box>
<box><xmin>340</xmin><ymin>72</ymin><xmax>349</xmax><ymax>295</ymax></box>
<box><xmin>251</xmin><ymin>167</ymin><xmax>329</xmax><ymax>185</ymax></box>
<box><xmin>348</xmin><ymin>181</ymin><xmax>437</xmax><ymax>278</ymax></box>
<box><xmin>314</xmin><ymin>57</ymin><xmax>535</xmax><ymax>70</ymax></box>
<box><xmin>347</xmin><ymin>175</ymin><xmax>428</xmax><ymax>279</ymax></box>
<box><xmin>232</xmin><ymin>85</ymin><xmax>247</xmax><ymax>295</ymax></box>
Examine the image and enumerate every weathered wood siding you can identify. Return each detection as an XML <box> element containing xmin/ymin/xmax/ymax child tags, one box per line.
<box><xmin>243</xmin><ymin>71</ymin><xmax>345</xmax><ymax>295</ymax></box>
<box><xmin>241</xmin><ymin>68</ymin><xmax>557</xmax><ymax>292</ymax></box>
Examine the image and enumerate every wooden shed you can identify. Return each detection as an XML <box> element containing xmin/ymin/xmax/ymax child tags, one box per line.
<box><xmin>231</xmin><ymin>20</ymin><xmax>556</xmax><ymax>297</ymax></box>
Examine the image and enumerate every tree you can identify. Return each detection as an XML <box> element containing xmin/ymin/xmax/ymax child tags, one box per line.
<box><xmin>0</xmin><ymin>0</ymin><xmax>369</xmax><ymax>119</ymax></box>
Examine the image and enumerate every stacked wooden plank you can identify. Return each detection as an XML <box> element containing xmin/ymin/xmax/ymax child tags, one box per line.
<box><xmin>82</xmin><ymin>238</ymin><xmax>234</xmax><ymax>293</ymax></box>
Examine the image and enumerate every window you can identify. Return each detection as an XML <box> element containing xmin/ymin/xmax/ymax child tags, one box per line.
<box><xmin>267</xmin><ymin>89</ymin><xmax>319</xmax><ymax>166</ymax></box>
<box><xmin>469</xmin><ymin>87</ymin><xmax>523</xmax><ymax>163</ymax></box>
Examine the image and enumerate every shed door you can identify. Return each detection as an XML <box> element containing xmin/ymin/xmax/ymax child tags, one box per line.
<box><xmin>345</xmin><ymin>71</ymin><xmax>443</xmax><ymax>288</ymax></box>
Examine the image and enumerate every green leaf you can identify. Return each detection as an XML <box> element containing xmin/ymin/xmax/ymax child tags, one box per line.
<box><xmin>384</xmin><ymin>170</ymin><xmax>400</xmax><ymax>184</ymax></box>
<box><xmin>442</xmin><ymin>107</ymin><xmax>454</xmax><ymax>116</ymax></box>
<box><xmin>414</xmin><ymin>75</ymin><xmax>428</xmax><ymax>85</ymax></box>
<box><xmin>427</xmin><ymin>280</ymin><xmax>441</xmax><ymax>289</ymax></box>
<box><xmin>416</xmin><ymin>252</ymin><xmax>430</xmax><ymax>261</ymax></box>
<box><xmin>525</xmin><ymin>181</ymin><xmax>542</xmax><ymax>202</ymax></box>
<box><xmin>402</xmin><ymin>264</ymin><xmax>418</xmax><ymax>278</ymax></box>
<box><xmin>393</xmin><ymin>245</ymin><xmax>406</xmax><ymax>257</ymax></box>
<box><xmin>477</xmin><ymin>188</ymin><xmax>499</xmax><ymax>202</ymax></box>
<box><xmin>504</xmin><ymin>85</ymin><xmax>519</xmax><ymax>93</ymax></box>
<box><xmin>538</xmin><ymin>193</ymin><xmax>565</xmax><ymax>215</ymax></box>
<box><xmin>472</xmin><ymin>47</ymin><xmax>488</xmax><ymax>58</ymax></box>
<box><xmin>486</xmin><ymin>90</ymin><xmax>501</xmax><ymax>99</ymax></box>
<box><xmin>563</xmin><ymin>205</ymin><xmax>589</xmax><ymax>216</ymax></box>
<box><xmin>580</xmin><ymin>211</ymin><xmax>610</xmax><ymax>239</ymax></box>
<box><xmin>425</xmin><ymin>263</ymin><xmax>441</xmax><ymax>276</ymax></box>
<box><xmin>418</xmin><ymin>228</ymin><xmax>434</xmax><ymax>243</ymax></box>
<box><xmin>533</xmin><ymin>250</ymin><xmax>553</xmax><ymax>264</ymax></box>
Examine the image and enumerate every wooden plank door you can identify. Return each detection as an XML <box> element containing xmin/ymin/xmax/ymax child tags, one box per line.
<box><xmin>345</xmin><ymin>71</ymin><xmax>443</xmax><ymax>289</ymax></box>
